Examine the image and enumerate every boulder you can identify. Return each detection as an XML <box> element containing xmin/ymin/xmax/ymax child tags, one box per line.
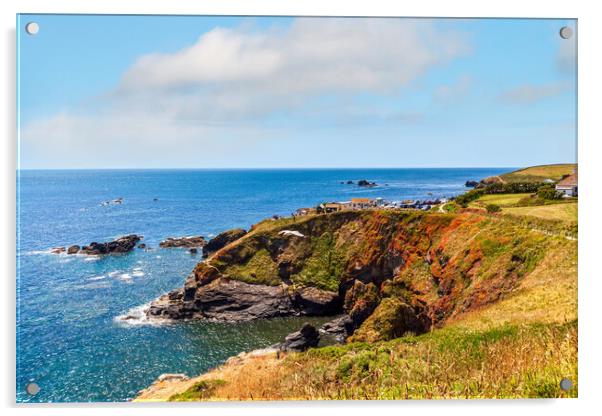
<box><xmin>67</xmin><ymin>245</ymin><xmax>80</xmax><ymax>254</ymax></box>
<box><xmin>189</xmin><ymin>248</ymin><xmax>198</xmax><ymax>254</ymax></box>
<box><xmin>202</xmin><ymin>228</ymin><xmax>247</xmax><ymax>258</ymax></box>
<box><xmin>138</xmin><ymin>243</ymin><xmax>146</xmax><ymax>249</ymax></box>
<box><xmin>79</xmin><ymin>235</ymin><xmax>141</xmax><ymax>255</ymax></box>
<box><xmin>279</xmin><ymin>323</ymin><xmax>320</xmax><ymax>352</ymax></box>
<box><xmin>293</xmin><ymin>287</ymin><xmax>341</xmax><ymax>315</ymax></box>
<box><xmin>159</xmin><ymin>236</ymin><xmax>206</xmax><ymax>248</ymax></box>
<box><xmin>465</xmin><ymin>180</ymin><xmax>479</xmax><ymax>188</ymax></box>
<box><xmin>320</xmin><ymin>315</ymin><xmax>355</xmax><ymax>342</ymax></box>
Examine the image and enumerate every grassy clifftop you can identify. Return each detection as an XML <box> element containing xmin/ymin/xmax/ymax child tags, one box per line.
<box><xmin>486</xmin><ymin>164</ymin><xmax>577</xmax><ymax>184</ymax></box>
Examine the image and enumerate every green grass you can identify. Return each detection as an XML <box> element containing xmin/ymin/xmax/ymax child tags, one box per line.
<box><xmin>504</xmin><ymin>203</ymin><xmax>577</xmax><ymax>223</ymax></box>
<box><xmin>469</xmin><ymin>193</ymin><xmax>531</xmax><ymax>208</ymax></box>
<box><xmin>499</xmin><ymin>164</ymin><xmax>576</xmax><ymax>183</ymax></box>
<box><xmin>222</xmin><ymin>248</ymin><xmax>281</xmax><ymax>286</ymax></box>
<box><xmin>169</xmin><ymin>379</ymin><xmax>227</xmax><ymax>401</ymax></box>
<box><xmin>291</xmin><ymin>232</ymin><xmax>344</xmax><ymax>291</ymax></box>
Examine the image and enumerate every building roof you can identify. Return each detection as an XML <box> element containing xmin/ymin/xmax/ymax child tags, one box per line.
<box><xmin>351</xmin><ymin>198</ymin><xmax>372</xmax><ymax>203</ymax></box>
<box><xmin>556</xmin><ymin>171</ymin><xmax>578</xmax><ymax>187</ymax></box>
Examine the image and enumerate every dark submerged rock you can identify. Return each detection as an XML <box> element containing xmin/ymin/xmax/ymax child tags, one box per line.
<box><xmin>189</xmin><ymin>248</ymin><xmax>198</xmax><ymax>254</ymax></box>
<box><xmin>279</xmin><ymin>323</ymin><xmax>320</xmax><ymax>352</ymax></box>
<box><xmin>138</xmin><ymin>243</ymin><xmax>146</xmax><ymax>249</ymax></box>
<box><xmin>202</xmin><ymin>228</ymin><xmax>247</xmax><ymax>258</ymax></box>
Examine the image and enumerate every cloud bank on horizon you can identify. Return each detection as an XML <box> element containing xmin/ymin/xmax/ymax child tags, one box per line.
<box><xmin>18</xmin><ymin>16</ymin><xmax>577</xmax><ymax>169</ymax></box>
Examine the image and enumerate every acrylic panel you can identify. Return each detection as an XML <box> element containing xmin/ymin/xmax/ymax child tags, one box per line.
<box><xmin>16</xmin><ymin>14</ymin><xmax>577</xmax><ymax>402</ymax></box>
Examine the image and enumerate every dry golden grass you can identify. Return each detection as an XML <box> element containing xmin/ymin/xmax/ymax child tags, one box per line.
<box><xmin>500</xmin><ymin>164</ymin><xmax>576</xmax><ymax>183</ymax></box>
<box><xmin>503</xmin><ymin>203</ymin><xmax>577</xmax><ymax>223</ymax></box>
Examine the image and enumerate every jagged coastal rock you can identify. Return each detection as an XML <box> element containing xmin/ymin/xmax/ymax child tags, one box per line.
<box><xmin>202</xmin><ymin>228</ymin><xmax>247</xmax><ymax>258</ymax></box>
<box><xmin>51</xmin><ymin>235</ymin><xmax>142</xmax><ymax>255</ymax></box>
<box><xmin>144</xmin><ymin>209</ymin><xmax>558</xmax><ymax>345</ymax></box>
<box><xmin>465</xmin><ymin>180</ymin><xmax>479</xmax><ymax>188</ymax></box>
<box><xmin>278</xmin><ymin>323</ymin><xmax>320</xmax><ymax>352</ymax></box>
<box><xmin>79</xmin><ymin>235</ymin><xmax>142</xmax><ymax>255</ymax></box>
<box><xmin>159</xmin><ymin>236</ymin><xmax>206</xmax><ymax>248</ymax></box>
<box><xmin>319</xmin><ymin>315</ymin><xmax>355</xmax><ymax>342</ymax></box>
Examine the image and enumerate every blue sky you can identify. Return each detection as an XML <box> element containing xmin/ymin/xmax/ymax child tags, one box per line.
<box><xmin>17</xmin><ymin>15</ymin><xmax>577</xmax><ymax>169</ymax></box>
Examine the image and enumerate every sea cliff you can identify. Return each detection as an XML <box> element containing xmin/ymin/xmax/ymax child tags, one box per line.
<box><xmin>137</xmin><ymin>208</ymin><xmax>577</xmax><ymax>400</ymax></box>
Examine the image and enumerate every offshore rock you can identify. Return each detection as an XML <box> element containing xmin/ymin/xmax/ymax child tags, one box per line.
<box><xmin>159</xmin><ymin>236</ymin><xmax>206</xmax><ymax>248</ymax></box>
<box><xmin>79</xmin><ymin>235</ymin><xmax>141</xmax><ymax>255</ymax></box>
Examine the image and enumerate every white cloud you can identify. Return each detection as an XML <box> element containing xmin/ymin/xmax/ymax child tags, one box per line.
<box><xmin>499</xmin><ymin>82</ymin><xmax>571</xmax><ymax>104</ymax></box>
<box><xmin>116</xmin><ymin>18</ymin><xmax>469</xmax><ymax>119</ymax></box>
<box><xmin>20</xmin><ymin>18</ymin><xmax>470</xmax><ymax>168</ymax></box>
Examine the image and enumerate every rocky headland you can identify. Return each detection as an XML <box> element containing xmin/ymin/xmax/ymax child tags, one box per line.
<box><xmin>144</xmin><ymin>209</ymin><xmax>561</xmax><ymax>343</ymax></box>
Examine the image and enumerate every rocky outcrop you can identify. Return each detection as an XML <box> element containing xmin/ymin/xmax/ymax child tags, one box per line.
<box><xmin>79</xmin><ymin>235</ymin><xmax>141</xmax><ymax>255</ymax></box>
<box><xmin>202</xmin><ymin>228</ymin><xmax>247</xmax><ymax>258</ymax></box>
<box><xmin>293</xmin><ymin>287</ymin><xmax>341</xmax><ymax>315</ymax></box>
<box><xmin>357</xmin><ymin>179</ymin><xmax>377</xmax><ymax>187</ymax></box>
<box><xmin>160</xmin><ymin>236</ymin><xmax>206</xmax><ymax>248</ymax></box>
<box><xmin>146</xmin><ymin>210</ymin><xmax>552</xmax><ymax>342</ymax></box>
<box><xmin>148</xmin><ymin>278</ymin><xmax>295</xmax><ymax>321</ymax></box>
<box><xmin>319</xmin><ymin>315</ymin><xmax>355</xmax><ymax>342</ymax></box>
<box><xmin>278</xmin><ymin>323</ymin><xmax>320</xmax><ymax>352</ymax></box>
<box><xmin>465</xmin><ymin>180</ymin><xmax>479</xmax><ymax>188</ymax></box>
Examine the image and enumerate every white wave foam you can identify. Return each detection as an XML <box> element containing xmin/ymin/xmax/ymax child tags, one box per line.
<box><xmin>88</xmin><ymin>275</ymin><xmax>106</xmax><ymax>281</ymax></box>
<box><xmin>114</xmin><ymin>303</ymin><xmax>170</xmax><ymax>327</ymax></box>
<box><xmin>132</xmin><ymin>270</ymin><xmax>145</xmax><ymax>277</ymax></box>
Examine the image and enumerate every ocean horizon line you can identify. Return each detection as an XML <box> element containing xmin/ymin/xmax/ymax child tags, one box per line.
<box><xmin>16</xmin><ymin>166</ymin><xmax>529</xmax><ymax>172</ymax></box>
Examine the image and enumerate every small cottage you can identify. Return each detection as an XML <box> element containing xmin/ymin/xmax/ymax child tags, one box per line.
<box><xmin>555</xmin><ymin>171</ymin><xmax>578</xmax><ymax>197</ymax></box>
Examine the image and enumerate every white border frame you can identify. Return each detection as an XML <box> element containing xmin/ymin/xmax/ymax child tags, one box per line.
<box><xmin>2</xmin><ymin>1</ymin><xmax>601</xmax><ymax>415</ymax></box>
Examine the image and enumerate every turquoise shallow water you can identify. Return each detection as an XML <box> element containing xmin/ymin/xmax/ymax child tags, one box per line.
<box><xmin>16</xmin><ymin>168</ymin><xmax>509</xmax><ymax>402</ymax></box>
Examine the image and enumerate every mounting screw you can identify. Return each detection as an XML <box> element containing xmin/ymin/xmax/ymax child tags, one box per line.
<box><xmin>559</xmin><ymin>378</ymin><xmax>573</xmax><ymax>391</ymax></box>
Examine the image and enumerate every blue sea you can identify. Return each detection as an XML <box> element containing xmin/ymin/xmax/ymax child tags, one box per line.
<box><xmin>16</xmin><ymin>168</ymin><xmax>509</xmax><ymax>402</ymax></box>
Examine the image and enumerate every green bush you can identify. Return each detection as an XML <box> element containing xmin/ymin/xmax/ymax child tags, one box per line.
<box><xmin>486</xmin><ymin>204</ymin><xmax>501</xmax><ymax>213</ymax></box>
<box><xmin>537</xmin><ymin>185</ymin><xmax>562</xmax><ymax>200</ymax></box>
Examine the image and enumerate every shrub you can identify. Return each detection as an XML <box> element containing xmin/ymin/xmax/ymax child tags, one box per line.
<box><xmin>537</xmin><ymin>185</ymin><xmax>562</xmax><ymax>200</ymax></box>
<box><xmin>486</xmin><ymin>204</ymin><xmax>501</xmax><ymax>213</ymax></box>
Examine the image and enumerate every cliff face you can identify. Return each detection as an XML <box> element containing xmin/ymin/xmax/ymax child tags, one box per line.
<box><xmin>147</xmin><ymin>210</ymin><xmax>552</xmax><ymax>341</ymax></box>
